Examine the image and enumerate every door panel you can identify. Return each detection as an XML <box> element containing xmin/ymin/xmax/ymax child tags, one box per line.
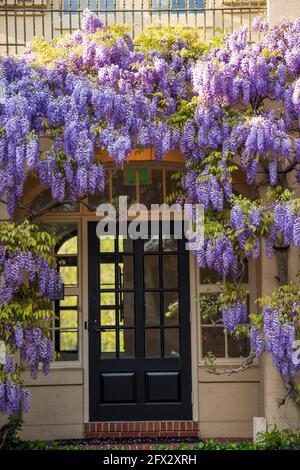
<box><xmin>88</xmin><ymin>222</ymin><xmax>192</xmax><ymax>421</ymax></box>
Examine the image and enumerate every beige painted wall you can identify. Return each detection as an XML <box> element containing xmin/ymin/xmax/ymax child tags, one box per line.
<box><xmin>268</xmin><ymin>0</ymin><xmax>300</xmax><ymax>25</ymax></box>
<box><xmin>21</xmin><ymin>369</ymin><xmax>84</xmax><ymax>440</ymax></box>
<box><xmin>197</xmin><ymin>367</ymin><xmax>261</xmax><ymax>438</ymax></box>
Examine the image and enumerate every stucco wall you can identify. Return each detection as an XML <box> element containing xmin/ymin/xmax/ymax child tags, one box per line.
<box><xmin>197</xmin><ymin>367</ymin><xmax>261</xmax><ymax>438</ymax></box>
<box><xmin>20</xmin><ymin>369</ymin><xmax>84</xmax><ymax>440</ymax></box>
<box><xmin>268</xmin><ymin>0</ymin><xmax>300</xmax><ymax>25</ymax></box>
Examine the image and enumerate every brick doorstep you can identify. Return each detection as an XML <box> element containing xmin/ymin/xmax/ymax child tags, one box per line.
<box><xmin>85</xmin><ymin>421</ymin><xmax>199</xmax><ymax>439</ymax></box>
<box><xmin>92</xmin><ymin>443</ymin><xmax>197</xmax><ymax>450</ymax></box>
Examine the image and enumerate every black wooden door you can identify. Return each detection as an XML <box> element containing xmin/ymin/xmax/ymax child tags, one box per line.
<box><xmin>88</xmin><ymin>222</ymin><xmax>192</xmax><ymax>421</ymax></box>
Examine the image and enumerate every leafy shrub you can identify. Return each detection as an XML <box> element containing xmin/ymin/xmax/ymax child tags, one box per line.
<box><xmin>255</xmin><ymin>427</ymin><xmax>300</xmax><ymax>450</ymax></box>
<box><xmin>4</xmin><ymin>428</ymin><xmax>300</xmax><ymax>450</ymax></box>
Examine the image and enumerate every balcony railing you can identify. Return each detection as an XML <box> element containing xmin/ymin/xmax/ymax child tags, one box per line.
<box><xmin>0</xmin><ymin>0</ymin><xmax>267</xmax><ymax>55</ymax></box>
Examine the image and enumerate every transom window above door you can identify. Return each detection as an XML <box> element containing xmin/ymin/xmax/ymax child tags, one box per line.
<box><xmin>88</xmin><ymin>165</ymin><xmax>182</xmax><ymax>210</ymax></box>
<box><xmin>29</xmin><ymin>165</ymin><xmax>182</xmax><ymax>214</ymax></box>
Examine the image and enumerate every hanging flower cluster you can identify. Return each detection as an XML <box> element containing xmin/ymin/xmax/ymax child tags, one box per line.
<box><xmin>196</xmin><ymin>236</ymin><xmax>238</xmax><ymax>278</ymax></box>
<box><xmin>191</xmin><ymin>19</ymin><xmax>300</xmax><ymax>391</ymax></box>
<box><xmin>181</xmin><ymin>18</ymin><xmax>300</xmax><ymax>227</ymax></box>
<box><xmin>0</xmin><ymin>222</ymin><xmax>60</xmax><ymax>416</ymax></box>
<box><xmin>0</xmin><ymin>10</ymin><xmax>203</xmax><ymax>215</ymax></box>
<box><xmin>218</xmin><ymin>285</ymin><xmax>248</xmax><ymax>332</ymax></box>
<box><xmin>250</xmin><ymin>284</ymin><xmax>300</xmax><ymax>377</ymax></box>
<box><xmin>229</xmin><ymin>195</ymin><xmax>300</xmax><ymax>259</ymax></box>
<box><xmin>0</xmin><ymin>247</ymin><xmax>61</xmax><ymax>303</ymax></box>
<box><xmin>0</xmin><ymin>379</ymin><xmax>30</xmax><ymax>416</ymax></box>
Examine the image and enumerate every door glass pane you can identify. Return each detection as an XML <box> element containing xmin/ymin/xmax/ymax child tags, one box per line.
<box><xmin>100</xmin><ymin>235</ymin><xmax>115</xmax><ymax>253</ymax></box>
<box><xmin>100</xmin><ymin>292</ymin><xmax>115</xmax><ymax>307</ymax></box>
<box><xmin>101</xmin><ymin>330</ymin><xmax>116</xmax><ymax>357</ymax></box>
<box><xmin>119</xmin><ymin>255</ymin><xmax>134</xmax><ymax>289</ymax></box>
<box><xmin>163</xmin><ymin>292</ymin><xmax>179</xmax><ymax>325</ymax></box>
<box><xmin>144</xmin><ymin>236</ymin><xmax>159</xmax><ymax>252</ymax></box>
<box><xmin>162</xmin><ymin>235</ymin><xmax>178</xmax><ymax>252</ymax></box>
<box><xmin>100</xmin><ymin>263</ymin><xmax>115</xmax><ymax>289</ymax></box>
<box><xmin>100</xmin><ymin>309</ymin><xmax>115</xmax><ymax>326</ymax></box>
<box><xmin>119</xmin><ymin>292</ymin><xmax>135</xmax><ymax>326</ymax></box>
<box><xmin>163</xmin><ymin>255</ymin><xmax>178</xmax><ymax>288</ymax></box>
<box><xmin>119</xmin><ymin>329</ymin><xmax>135</xmax><ymax>358</ymax></box>
<box><xmin>145</xmin><ymin>292</ymin><xmax>160</xmax><ymax>325</ymax></box>
<box><xmin>164</xmin><ymin>329</ymin><xmax>180</xmax><ymax>358</ymax></box>
<box><xmin>118</xmin><ymin>235</ymin><xmax>133</xmax><ymax>253</ymax></box>
<box><xmin>145</xmin><ymin>329</ymin><xmax>161</xmax><ymax>357</ymax></box>
<box><xmin>144</xmin><ymin>255</ymin><xmax>159</xmax><ymax>288</ymax></box>
<box><xmin>202</xmin><ymin>327</ymin><xmax>225</xmax><ymax>358</ymax></box>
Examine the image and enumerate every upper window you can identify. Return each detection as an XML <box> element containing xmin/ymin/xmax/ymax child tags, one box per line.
<box><xmin>64</xmin><ymin>0</ymin><xmax>115</xmax><ymax>14</ymax></box>
<box><xmin>152</xmin><ymin>0</ymin><xmax>204</xmax><ymax>11</ymax></box>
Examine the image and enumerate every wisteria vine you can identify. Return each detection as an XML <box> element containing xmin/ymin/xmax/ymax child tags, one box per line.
<box><xmin>0</xmin><ymin>11</ymin><xmax>299</xmax><ymax>421</ymax></box>
<box><xmin>0</xmin><ymin>221</ymin><xmax>61</xmax><ymax>417</ymax></box>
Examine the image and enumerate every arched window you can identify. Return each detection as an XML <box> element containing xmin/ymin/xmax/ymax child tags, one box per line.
<box><xmin>41</xmin><ymin>222</ymin><xmax>80</xmax><ymax>362</ymax></box>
